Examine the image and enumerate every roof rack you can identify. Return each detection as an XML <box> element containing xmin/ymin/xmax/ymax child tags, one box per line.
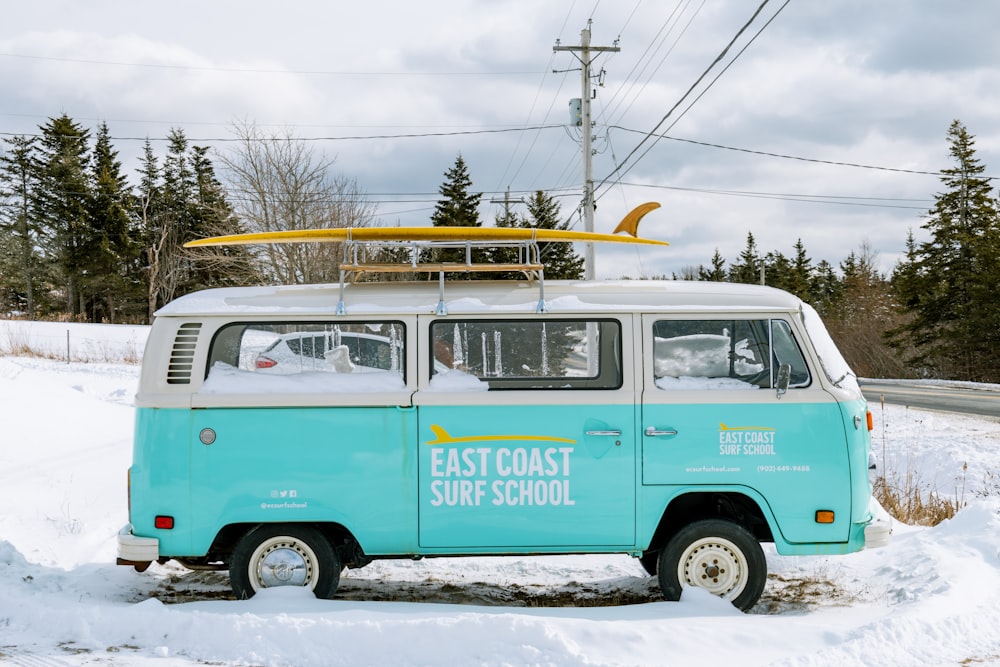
<box><xmin>336</xmin><ymin>237</ymin><xmax>548</xmax><ymax>316</ymax></box>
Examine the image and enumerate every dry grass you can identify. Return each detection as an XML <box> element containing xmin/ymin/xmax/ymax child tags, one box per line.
<box><xmin>1</xmin><ymin>321</ymin><xmax>143</xmax><ymax>364</ymax></box>
<box><xmin>755</xmin><ymin>572</ymin><xmax>854</xmax><ymax>613</ymax></box>
<box><xmin>3</xmin><ymin>324</ymin><xmax>34</xmax><ymax>357</ymax></box>
<box><xmin>873</xmin><ymin>463</ymin><xmax>965</xmax><ymax>527</ymax></box>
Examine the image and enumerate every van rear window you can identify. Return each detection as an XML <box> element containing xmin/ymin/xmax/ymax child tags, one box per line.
<box><xmin>429</xmin><ymin>318</ymin><xmax>622</xmax><ymax>390</ymax></box>
<box><xmin>202</xmin><ymin>321</ymin><xmax>406</xmax><ymax>392</ymax></box>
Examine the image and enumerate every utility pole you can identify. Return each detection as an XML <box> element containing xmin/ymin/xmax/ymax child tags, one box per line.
<box><xmin>489</xmin><ymin>187</ymin><xmax>525</xmax><ymax>221</ymax></box>
<box><xmin>554</xmin><ymin>21</ymin><xmax>619</xmax><ymax>279</ymax></box>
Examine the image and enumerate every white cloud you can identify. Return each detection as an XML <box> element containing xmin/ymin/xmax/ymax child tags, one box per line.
<box><xmin>2</xmin><ymin>0</ymin><xmax>999</xmax><ymax>280</ymax></box>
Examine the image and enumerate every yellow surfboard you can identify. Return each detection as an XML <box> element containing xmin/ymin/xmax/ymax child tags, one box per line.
<box><xmin>184</xmin><ymin>226</ymin><xmax>669</xmax><ymax>248</ymax></box>
<box><xmin>184</xmin><ymin>204</ymin><xmax>667</xmax><ymax>249</ymax></box>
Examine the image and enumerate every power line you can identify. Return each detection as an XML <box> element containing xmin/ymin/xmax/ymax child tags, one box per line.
<box><xmin>619</xmin><ymin>181</ymin><xmax>932</xmax><ymax>209</ymax></box>
<box><xmin>3</xmin><ymin>119</ymin><xmax>971</xmax><ymax>181</ymax></box>
<box><xmin>595</xmin><ymin>0</ymin><xmax>787</xmax><ymax>197</ymax></box>
<box><xmin>11</xmin><ymin>177</ymin><xmax>930</xmax><ymax>212</ymax></box>
<box><xmin>602</xmin><ymin>0</ymin><xmax>705</xmax><ymax>127</ymax></box>
<box><xmin>0</xmin><ymin>51</ymin><xmax>545</xmax><ymax>77</ymax></box>
<box><xmin>0</xmin><ymin>125</ymin><xmax>566</xmax><ymax>143</ymax></box>
<box><xmin>610</xmin><ymin>126</ymin><xmax>952</xmax><ymax>177</ymax></box>
<box><xmin>493</xmin><ymin>0</ymin><xmax>584</xmax><ymax>192</ymax></box>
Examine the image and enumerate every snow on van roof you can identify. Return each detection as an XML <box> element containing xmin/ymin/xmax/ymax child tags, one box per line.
<box><xmin>155</xmin><ymin>280</ymin><xmax>804</xmax><ymax>317</ymax></box>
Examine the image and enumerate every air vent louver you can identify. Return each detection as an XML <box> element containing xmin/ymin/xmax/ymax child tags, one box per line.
<box><xmin>166</xmin><ymin>322</ymin><xmax>201</xmax><ymax>385</ymax></box>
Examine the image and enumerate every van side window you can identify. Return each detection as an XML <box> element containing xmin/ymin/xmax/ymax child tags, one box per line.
<box><xmin>429</xmin><ymin>319</ymin><xmax>622</xmax><ymax>390</ymax></box>
<box><xmin>202</xmin><ymin>321</ymin><xmax>405</xmax><ymax>393</ymax></box>
<box><xmin>652</xmin><ymin>319</ymin><xmax>809</xmax><ymax>390</ymax></box>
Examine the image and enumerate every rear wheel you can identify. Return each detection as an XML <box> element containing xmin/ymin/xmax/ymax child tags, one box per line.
<box><xmin>657</xmin><ymin>519</ymin><xmax>766</xmax><ymax>611</ymax></box>
<box><xmin>229</xmin><ymin>524</ymin><xmax>340</xmax><ymax>600</ymax></box>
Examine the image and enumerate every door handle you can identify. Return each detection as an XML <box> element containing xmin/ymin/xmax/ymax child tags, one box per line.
<box><xmin>645</xmin><ymin>426</ymin><xmax>678</xmax><ymax>437</ymax></box>
<box><xmin>585</xmin><ymin>429</ymin><xmax>622</xmax><ymax>437</ymax></box>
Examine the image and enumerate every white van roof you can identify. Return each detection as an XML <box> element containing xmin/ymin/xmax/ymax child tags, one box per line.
<box><xmin>156</xmin><ymin>280</ymin><xmax>804</xmax><ymax>317</ymax></box>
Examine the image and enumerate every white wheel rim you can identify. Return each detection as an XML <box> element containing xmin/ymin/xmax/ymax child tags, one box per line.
<box><xmin>249</xmin><ymin>536</ymin><xmax>320</xmax><ymax>591</ymax></box>
<box><xmin>676</xmin><ymin>536</ymin><xmax>748</xmax><ymax>599</ymax></box>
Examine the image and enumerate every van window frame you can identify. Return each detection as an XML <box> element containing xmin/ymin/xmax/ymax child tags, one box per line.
<box><xmin>205</xmin><ymin>319</ymin><xmax>408</xmax><ymax>382</ymax></box>
<box><xmin>649</xmin><ymin>316</ymin><xmax>811</xmax><ymax>391</ymax></box>
<box><xmin>427</xmin><ymin>316</ymin><xmax>623</xmax><ymax>391</ymax></box>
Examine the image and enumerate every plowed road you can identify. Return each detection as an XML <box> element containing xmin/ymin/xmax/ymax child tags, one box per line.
<box><xmin>859</xmin><ymin>381</ymin><xmax>1000</xmax><ymax>418</ymax></box>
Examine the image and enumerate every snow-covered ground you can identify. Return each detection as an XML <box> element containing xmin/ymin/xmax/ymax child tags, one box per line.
<box><xmin>1</xmin><ymin>320</ymin><xmax>999</xmax><ymax>666</ymax></box>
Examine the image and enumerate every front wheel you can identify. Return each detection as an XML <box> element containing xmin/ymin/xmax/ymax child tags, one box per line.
<box><xmin>229</xmin><ymin>524</ymin><xmax>340</xmax><ymax>600</ymax></box>
<box><xmin>657</xmin><ymin>519</ymin><xmax>766</xmax><ymax>611</ymax></box>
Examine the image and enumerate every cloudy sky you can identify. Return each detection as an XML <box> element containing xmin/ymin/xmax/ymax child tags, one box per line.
<box><xmin>3</xmin><ymin>0</ymin><xmax>999</xmax><ymax>279</ymax></box>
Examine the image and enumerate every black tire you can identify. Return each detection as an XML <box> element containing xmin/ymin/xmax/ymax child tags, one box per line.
<box><xmin>657</xmin><ymin>519</ymin><xmax>766</xmax><ymax>612</ymax></box>
<box><xmin>639</xmin><ymin>550</ymin><xmax>658</xmax><ymax>576</ymax></box>
<box><xmin>229</xmin><ymin>524</ymin><xmax>340</xmax><ymax>600</ymax></box>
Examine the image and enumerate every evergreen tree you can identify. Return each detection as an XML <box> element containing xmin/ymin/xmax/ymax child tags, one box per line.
<box><xmin>0</xmin><ymin>118</ymin><xmax>250</xmax><ymax>323</ymax></box>
<box><xmin>891</xmin><ymin>120</ymin><xmax>1000</xmax><ymax>380</ymax></box>
<box><xmin>161</xmin><ymin>128</ymin><xmax>197</xmax><ymax>240</ymax></box>
<box><xmin>0</xmin><ymin>136</ymin><xmax>43</xmax><ymax>317</ymax></box>
<box><xmin>697</xmin><ymin>249</ymin><xmax>727</xmax><ymax>282</ymax></box>
<box><xmin>837</xmin><ymin>249</ymin><xmax>883</xmax><ymax>322</ymax></box>
<box><xmin>142</xmin><ymin>129</ymin><xmax>208</xmax><ymax>317</ymax></box>
<box><xmin>491</xmin><ymin>191</ymin><xmax>584</xmax><ymax>280</ymax></box>
<box><xmin>144</xmin><ymin>132</ymin><xmax>191</xmax><ymax>316</ymax></box>
<box><xmin>34</xmin><ymin>114</ymin><xmax>93</xmax><ymax>317</ymax></box>
<box><xmin>430</xmin><ymin>154</ymin><xmax>486</xmax><ymax>274</ymax></box>
<box><xmin>136</xmin><ymin>139</ymin><xmax>166</xmax><ymax>321</ymax></box>
<box><xmin>187</xmin><ymin>145</ymin><xmax>257</xmax><ymax>288</ymax></box>
<box><xmin>525</xmin><ymin>191</ymin><xmax>583</xmax><ymax>280</ymax></box>
<box><xmin>809</xmin><ymin>259</ymin><xmax>842</xmax><ymax>317</ymax></box>
<box><xmin>141</xmin><ymin>129</ymin><xmax>248</xmax><ymax>318</ymax></box>
<box><xmin>785</xmin><ymin>239</ymin><xmax>813</xmax><ymax>300</ymax></box>
<box><xmin>727</xmin><ymin>232</ymin><xmax>761</xmax><ymax>284</ymax></box>
<box><xmin>763</xmin><ymin>250</ymin><xmax>791</xmax><ymax>290</ymax></box>
<box><xmin>88</xmin><ymin>122</ymin><xmax>139</xmax><ymax>322</ymax></box>
<box><xmin>431</xmin><ymin>154</ymin><xmax>481</xmax><ymax>228</ymax></box>
<box><xmin>491</xmin><ymin>195</ymin><xmax>528</xmax><ymax>279</ymax></box>
<box><xmin>890</xmin><ymin>230</ymin><xmax>920</xmax><ymax>312</ymax></box>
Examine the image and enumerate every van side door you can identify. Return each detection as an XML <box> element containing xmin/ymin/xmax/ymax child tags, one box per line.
<box><xmin>414</xmin><ymin>316</ymin><xmax>637</xmax><ymax>550</ymax></box>
<box><xmin>639</xmin><ymin>315</ymin><xmax>852</xmax><ymax>545</ymax></box>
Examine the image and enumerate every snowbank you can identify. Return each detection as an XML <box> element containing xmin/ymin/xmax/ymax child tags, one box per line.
<box><xmin>1</xmin><ymin>327</ymin><xmax>1000</xmax><ymax>666</ymax></box>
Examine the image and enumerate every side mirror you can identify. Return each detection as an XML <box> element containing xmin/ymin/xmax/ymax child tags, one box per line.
<box><xmin>775</xmin><ymin>362</ymin><xmax>791</xmax><ymax>399</ymax></box>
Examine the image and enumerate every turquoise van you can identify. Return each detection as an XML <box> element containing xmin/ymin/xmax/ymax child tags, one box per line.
<box><xmin>118</xmin><ymin>279</ymin><xmax>889</xmax><ymax>610</ymax></box>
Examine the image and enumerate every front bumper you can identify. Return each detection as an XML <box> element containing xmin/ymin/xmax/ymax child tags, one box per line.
<box><xmin>116</xmin><ymin>523</ymin><xmax>159</xmax><ymax>566</ymax></box>
<box><xmin>864</xmin><ymin>517</ymin><xmax>892</xmax><ymax>549</ymax></box>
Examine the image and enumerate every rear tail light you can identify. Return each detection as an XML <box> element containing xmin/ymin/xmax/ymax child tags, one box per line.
<box><xmin>255</xmin><ymin>356</ymin><xmax>278</xmax><ymax>369</ymax></box>
<box><xmin>155</xmin><ymin>516</ymin><xmax>175</xmax><ymax>530</ymax></box>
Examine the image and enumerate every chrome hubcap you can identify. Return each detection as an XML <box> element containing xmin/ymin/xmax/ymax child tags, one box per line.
<box><xmin>251</xmin><ymin>538</ymin><xmax>316</xmax><ymax>589</ymax></box>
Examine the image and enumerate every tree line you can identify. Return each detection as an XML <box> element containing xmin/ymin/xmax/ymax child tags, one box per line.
<box><xmin>685</xmin><ymin>120</ymin><xmax>1000</xmax><ymax>383</ymax></box>
<box><xmin>0</xmin><ymin>117</ymin><xmax>379</xmax><ymax>323</ymax></box>
<box><xmin>0</xmin><ymin>115</ymin><xmax>250</xmax><ymax>323</ymax></box>
<box><xmin>0</xmin><ymin>118</ymin><xmax>575</xmax><ymax>324</ymax></box>
<box><xmin>2</xmin><ymin>115</ymin><xmax>997</xmax><ymax>382</ymax></box>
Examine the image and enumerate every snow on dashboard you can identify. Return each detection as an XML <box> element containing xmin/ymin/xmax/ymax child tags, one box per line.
<box><xmin>200</xmin><ymin>362</ymin><xmax>407</xmax><ymax>393</ymax></box>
